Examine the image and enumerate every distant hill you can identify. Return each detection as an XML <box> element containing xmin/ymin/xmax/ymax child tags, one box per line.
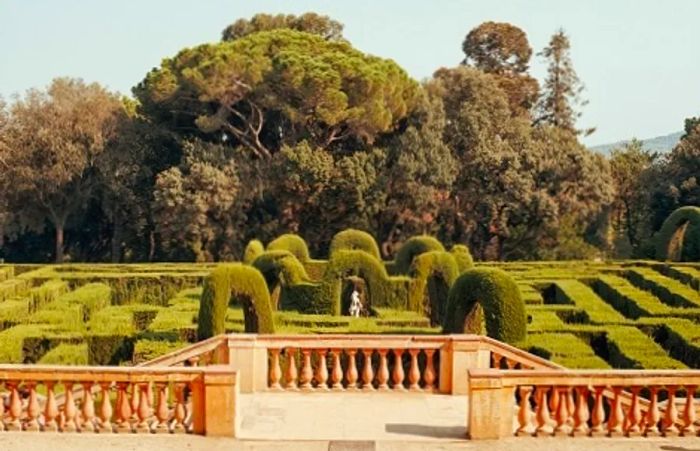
<box><xmin>590</xmin><ymin>131</ymin><xmax>683</xmax><ymax>155</ymax></box>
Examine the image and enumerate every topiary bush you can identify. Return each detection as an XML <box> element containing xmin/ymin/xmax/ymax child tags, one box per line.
<box><xmin>252</xmin><ymin>250</ymin><xmax>312</xmax><ymax>309</ymax></box>
<box><xmin>267</xmin><ymin>234</ymin><xmax>311</xmax><ymax>261</ymax></box>
<box><xmin>408</xmin><ymin>251</ymin><xmax>459</xmax><ymax>326</ymax></box>
<box><xmin>329</xmin><ymin>229</ymin><xmax>381</xmax><ymax>260</ymax></box>
<box><xmin>442</xmin><ymin>267</ymin><xmax>526</xmax><ymax>344</ymax></box>
<box><xmin>394</xmin><ymin>235</ymin><xmax>445</xmax><ymax>274</ymax></box>
<box><xmin>450</xmin><ymin>244</ymin><xmax>474</xmax><ymax>273</ymax></box>
<box><xmin>243</xmin><ymin>239</ymin><xmax>265</xmax><ymax>264</ymax></box>
<box><xmin>197</xmin><ymin>264</ymin><xmax>275</xmax><ymax>340</ymax></box>
<box><xmin>655</xmin><ymin>206</ymin><xmax>700</xmax><ymax>262</ymax></box>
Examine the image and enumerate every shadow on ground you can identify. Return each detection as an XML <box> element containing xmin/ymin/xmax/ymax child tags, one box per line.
<box><xmin>384</xmin><ymin>423</ymin><xmax>465</xmax><ymax>439</ymax></box>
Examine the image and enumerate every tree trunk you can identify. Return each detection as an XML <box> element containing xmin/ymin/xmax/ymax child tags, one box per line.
<box><xmin>55</xmin><ymin>225</ymin><xmax>64</xmax><ymax>263</ymax></box>
<box><xmin>111</xmin><ymin>213</ymin><xmax>122</xmax><ymax>263</ymax></box>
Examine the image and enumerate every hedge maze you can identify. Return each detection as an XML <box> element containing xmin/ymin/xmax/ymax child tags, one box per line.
<box><xmin>0</xmin><ymin>230</ymin><xmax>699</xmax><ymax>371</ymax></box>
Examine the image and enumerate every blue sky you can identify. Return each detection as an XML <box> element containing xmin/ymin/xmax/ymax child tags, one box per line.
<box><xmin>1</xmin><ymin>0</ymin><xmax>698</xmax><ymax>146</ymax></box>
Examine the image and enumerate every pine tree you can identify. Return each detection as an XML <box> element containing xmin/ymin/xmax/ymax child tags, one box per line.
<box><xmin>535</xmin><ymin>29</ymin><xmax>593</xmax><ymax>135</ymax></box>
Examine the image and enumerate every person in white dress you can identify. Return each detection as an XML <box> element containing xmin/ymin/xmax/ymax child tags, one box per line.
<box><xmin>349</xmin><ymin>289</ymin><xmax>362</xmax><ymax>317</ymax></box>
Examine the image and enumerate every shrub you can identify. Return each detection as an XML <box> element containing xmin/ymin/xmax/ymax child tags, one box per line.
<box><xmin>604</xmin><ymin>326</ymin><xmax>686</xmax><ymax>369</ymax></box>
<box><xmin>38</xmin><ymin>343</ymin><xmax>88</xmax><ymax>365</ymax></box>
<box><xmin>197</xmin><ymin>264</ymin><xmax>275</xmax><ymax>340</ymax></box>
<box><xmin>267</xmin><ymin>234</ymin><xmax>311</xmax><ymax>261</ymax></box>
<box><xmin>133</xmin><ymin>339</ymin><xmax>187</xmax><ymax>364</ymax></box>
<box><xmin>525</xmin><ymin>333</ymin><xmax>609</xmax><ymax>369</ymax></box>
<box><xmin>329</xmin><ymin>229</ymin><xmax>381</xmax><ymax>260</ymax></box>
<box><xmin>87</xmin><ymin>334</ymin><xmax>135</xmax><ymax>365</ymax></box>
<box><xmin>393</xmin><ymin>235</ymin><xmax>445</xmax><ymax>274</ymax></box>
<box><xmin>408</xmin><ymin>251</ymin><xmax>458</xmax><ymax>326</ymax></box>
<box><xmin>550</xmin><ymin>280</ymin><xmax>630</xmax><ymax>324</ymax></box>
<box><xmin>243</xmin><ymin>239</ymin><xmax>265</xmax><ymax>264</ymax></box>
<box><xmin>625</xmin><ymin>268</ymin><xmax>700</xmax><ymax>308</ymax></box>
<box><xmin>450</xmin><ymin>244</ymin><xmax>474</xmax><ymax>273</ymax></box>
<box><xmin>29</xmin><ymin>280</ymin><xmax>69</xmax><ymax>312</ymax></box>
<box><xmin>655</xmin><ymin>206</ymin><xmax>700</xmax><ymax>261</ymax></box>
<box><xmin>443</xmin><ymin>268</ymin><xmax>526</xmax><ymax>344</ymax></box>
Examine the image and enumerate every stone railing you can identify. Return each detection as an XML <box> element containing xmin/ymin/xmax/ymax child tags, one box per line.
<box><xmin>0</xmin><ymin>364</ymin><xmax>239</xmax><ymax>436</ymax></box>
<box><xmin>467</xmin><ymin>368</ymin><xmax>700</xmax><ymax>439</ymax></box>
<box><xmin>138</xmin><ymin>334</ymin><xmax>230</xmax><ymax>368</ymax></box>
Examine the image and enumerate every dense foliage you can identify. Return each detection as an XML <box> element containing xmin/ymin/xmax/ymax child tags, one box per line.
<box><xmin>0</xmin><ymin>12</ymin><xmax>697</xmax><ymax>264</ymax></box>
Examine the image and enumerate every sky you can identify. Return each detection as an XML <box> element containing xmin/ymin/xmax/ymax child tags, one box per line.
<box><xmin>1</xmin><ymin>0</ymin><xmax>698</xmax><ymax>146</ymax></box>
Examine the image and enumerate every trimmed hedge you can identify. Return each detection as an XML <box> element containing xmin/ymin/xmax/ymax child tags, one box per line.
<box><xmin>394</xmin><ymin>235</ymin><xmax>445</xmax><ymax>274</ymax></box>
<box><xmin>549</xmin><ymin>280</ymin><xmax>629</xmax><ymax>324</ymax></box>
<box><xmin>443</xmin><ymin>268</ymin><xmax>526</xmax><ymax>344</ymax></box>
<box><xmin>38</xmin><ymin>343</ymin><xmax>88</xmax><ymax>365</ymax></box>
<box><xmin>450</xmin><ymin>244</ymin><xmax>474</xmax><ymax>273</ymax></box>
<box><xmin>655</xmin><ymin>206</ymin><xmax>700</xmax><ymax>261</ymax></box>
<box><xmin>625</xmin><ymin>268</ymin><xmax>700</xmax><ymax>308</ymax></box>
<box><xmin>329</xmin><ymin>229</ymin><xmax>381</xmax><ymax>260</ymax></box>
<box><xmin>408</xmin><ymin>251</ymin><xmax>458</xmax><ymax>326</ymax></box>
<box><xmin>525</xmin><ymin>333</ymin><xmax>609</xmax><ymax>369</ymax></box>
<box><xmin>243</xmin><ymin>239</ymin><xmax>265</xmax><ymax>264</ymax></box>
<box><xmin>267</xmin><ymin>234</ymin><xmax>311</xmax><ymax>261</ymax></box>
<box><xmin>603</xmin><ymin>326</ymin><xmax>686</xmax><ymax>369</ymax></box>
<box><xmin>592</xmin><ymin>275</ymin><xmax>672</xmax><ymax>318</ymax></box>
<box><xmin>197</xmin><ymin>264</ymin><xmax>275</xmax><ymax>339</ymax></box>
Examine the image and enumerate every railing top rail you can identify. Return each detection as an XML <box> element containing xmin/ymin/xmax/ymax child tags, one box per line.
<box><xmin>138</xmin><ymin>334</ymin><xmax>229</xmax><ymax>367</ymax></box>
<box><xmin>476</xmin><ymin>336</ymin><xmax>563</xmax><ymax>370</ymax></box>
<box><xmin>468</xmin><ymin>368</ymin><xmax>700</xmax><ymax>387</ymax></box>
<box><xmin>250</xmin><ymin>334</ymin><xmax>449</xmax><ymax>349</ymax></box>
<box><xmin>0</xmin><ymin>364</ymin><xmax>237</xmax><ymax>384</ymax></box>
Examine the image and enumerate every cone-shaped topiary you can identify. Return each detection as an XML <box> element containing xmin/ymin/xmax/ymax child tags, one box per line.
<box><xmin>394</xmin><ymin>235</ymin><xmax>445</xmax><ymax>274</ymax></box>
<box><xmin>267</xmin><ymin>233</ymin><xmax>311</xmax><ymax>261</ymax></box>
<box><xmin>197</xmin><ymin>264</ymin><xmax>275</xmax><ymax>340</ymax></box>
<box><xmin>442</xmin><ymin>267</ymin><xmax>526</xmax><ymax>345</ymax></box>
<box><xmin>243</xmin><ymin>239</ymin><xmax>265</xmax><ymax>264</ymax></box>
<box><xmin>655</xmin><ymin>206</ymin><xmax>700</xmax><ymax>262</ymax></box>
<box><xmin>450</xmin><ymin>244</ymin><xmax>474</xmax><ymax>273</ymax></box>
<box><xmin>329</xmin><ymin>229</ymin><xmax>381</xmax><ymax>260</ymax></box>
<box><xmin>408</xmin><ymin>251</ymin><xmax>459</xmax><ymax>326</ymax></box>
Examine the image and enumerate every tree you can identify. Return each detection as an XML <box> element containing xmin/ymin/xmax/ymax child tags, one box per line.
<box><xmin>152</xmin><ymin>140</ymin><xmax>240</xmax><ymax>262</ymax></box>
<box><xmin>3</xmin><ymin>78</ymin><xmax>124</xmax><ymax>262</ymax></box>
<box><xmin>0</xmin><ymin>98</ymin><xmax>10</xmax><ymax>255</ymax></box>
<box><xmin>609</xmin><ymin>139</ymin><xmax>657</xmax><ymax>255</ymax></box>
<box><xmin>222</xmin><ymin>12</ymin><xmax>344</xmax><ymax>42</ymax></box>
<box><xmin>134</xmin><ymin>29</ymin><xmax>419</xmax><ymax>160</ymax></box>
<box><xmin>462</xmin><ymin>21</ymin><xmax>539</xmax><ymax>116</ymax></box>
<box><xmin>535</xmin><ymin>29</ymin><xmax>592</xmax><ymax>135</ymax></box>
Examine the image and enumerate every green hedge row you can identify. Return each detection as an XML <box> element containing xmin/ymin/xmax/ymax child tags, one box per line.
<box><xmin>604</xmin><ymin>326</ymin><xmax>686</xmax><ymax>369</ymax></box>
<box><xmin>393</xmin><ymin>235</ymin><xmax>445</xmax><ymax>275</ymax></box>
<box><xmin>267</xmin><ymin>234</ymin><xmax>310</xmax><ymax>261</ymax></box>
<box><xmin>408</xmin><ymin>251</ymin><xmax>458</xmax><ymax>325</ymax></box>
<box><xmin>655</xmin><ymin>206</ymin><xmax>700</xmax><ymax>262</ymax></box>
<box><xmin>549</xmin><ymin>279</ymin><xmax>630</xmax><ymax>324</ymax></box>
<box><xmin>0</xmin><ymin>266</ymin><xmax>14</xmax><ymax>282</ymax></box>
<box><xmin>525</xmin><ymin>332</ymin><xmax>609</xmax><ymax>369</ymax></box>
<box><xmin>329</xmin><ymin>229</ymin><xmax>381</xmax><ymax>260</ymax></box>
<box><xmin>653</xmin><ymin>264</ymin><xmax>700</xmax><ymax>290</ymax></box>
<box><xmin>243</xmin><ymin>239</ymin><xmax>265</xmax><ymax>264</ymax></box>
<box><xmin>592</xmin><ymin>275</ymin><xmax>672</xmax><ymax>318</ymax></box>
<box><xmin>625</xmin><ymin>268</ymin><xmax>700</xmax><ymax>308</ymax></box>
<box><xmin>38</xmin><ymin>343</ymin><xmax>88</xmax><ymax>365</ymax></box>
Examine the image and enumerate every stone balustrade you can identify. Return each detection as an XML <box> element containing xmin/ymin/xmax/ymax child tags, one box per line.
<box><xmin>467</xmin><ymin>368</ymin><xmax>700</xmax><ymax>440</ymax></box>
<box><xmin>0</xmin><ymin>364</ymin><xmax>239</xmax><ymax>436</ymax></box>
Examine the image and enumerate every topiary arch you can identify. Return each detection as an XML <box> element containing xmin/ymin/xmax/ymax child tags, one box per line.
<box><xmin>408</xmin><ymin>251</ymin><xmax>459</xmax><ymax>326</ymax></box>
<box><xmin>243</xmin><ymin>239</ymin><xmax>265</xmax><ymax>264</ymax></box>
<box><xmin>442</xmin><ymin>267</ymin><xmax>526</xmax><ymax>345</ymax></box>
<box><xmin>252</xmin><ymin>250</ymin><xmax>312</xmax><ymax>309</ymax></box>
<box><xmin>267</xmin><ymin>233</ymin><xmax>311</xmax><ymax>261</ymax></box>
<box><xmin>394</xmin><ymin>235</ymin><xmax>445</xmax><ymax>274</ymax></box>
<box><xmin>450</xmin><ymin>244</ymin><xmax>475</xmax><ymax>273</ymax></box>
<box><xmin>329</xmin><ymin>229</ymin><xmax>381</xmax><ymax>260</ymax></box>
<box><xmin>655</xmin><ymin>206</ymin><xmax>700</xmax><ymax>262</ymax></box>
<box><xmin>197</xmin><ymin>264</ymin><xmax>275</xmax><ymax>340</ymax></box>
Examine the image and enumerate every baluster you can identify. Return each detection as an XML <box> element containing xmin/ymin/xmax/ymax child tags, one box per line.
<box><xmin>607</xmin><ymin>386</ymin><xmax>623</xmax><ymax>436</ymax></box>
<box><xmin>61</xmin><ymin>382</ymin><xmax>79</xmax><ymax>432</ymax></box>
<box><xmin>315</xmin><ymin>349</ymin><xmax>329</xmax><ymax>390</ymax></box>
<box><xmin>548</xmin><ymin>384</ymin><xmax>560</xmax><ymax>415</ymax></box>
<box><xmin>553</xmin><ymin>387</ymin><xmax>570</xmax><ymax>436</ymax></box>
<box><xmin>346</xmin><ymin>349</ymin><xmax>359</xmax><ymax>390</ymax></box>
<box><xmin>680</xmin><ymin>385</ymin><xmax>696</xmax><ymax>436</ymax></box>
<box><xmin>6</xmin><ymin>381</ymin><xmax>21</xmax><ymax>431</ymax></box>
<box><xmin>98</xmin><ymin>382</ymin><xmax>113</xmax><ymax>432</ymax></box>
<box><xmin>590</xmin><ymin>386</ymin><xmax>605</xmax><ymax>435</ymax></box>
<box><xmin>423</xmin><ymin>349</ymin><xmax>436</xmax><ymax>392</ymax></box>
<box><xmin>269</xmin><ymin>349</ymin><xmax>282</xmax><ymax>390</ymax></box>
<box><xmin>154</xmin><ymin>383</ymin><xmax>170</xmax><ymax>432</ymax></box>
<box><xmin>330</xmin><ymin>349</ymin><xmax>344</xmax><ymax>390</ymax></box>
<box><xmin>81</xmin><ymin>382</ymin><xmax>96</xmax><ymax>432</ymax></box>
<box><xmin>625</xmin><ymin>386</ymin><xmax>642</xmax><ymax>436</ymax></box>
<box><xmin>43</xmin><ymin>381</ymin><xmax>59</xmax><ymax>432</ymax></box>
<box><xmin>284</xmin><ymin>348</ymin><xmax>298</xmax><ymax>390</ymax></box>
<box><xmin>516</xmin><ymin>386</ymin><xmax>533</xmax><ymax>436</ymax></box>
<box><xmin>23</xmin><ymin>382</ymin><xmax>41</xmax><ymax>432</ymax></box>
<box><xmin>137</xmin><ymin>383</ymin><xmax>152</xmax><ymax>432</ymax></box>
<box><xmin>361</xmin><ymin>349</ymin><xmax>374</xmax><ymax>391</ymax></box>
<box><xmin>643</xmin><ymin>386</ymin><xmax>661</xmax><ymax>436</ymax></box>
<box><xmin>407</xmin><ymin>349</ymin><xmax>421</xmax><ymax>391</ymax></box>
<box><xmin>129</xmin><ymin>383</ymin><xmax>140</xmax><ymax>427</ymax></box>
<box><xmin>534</xmin><ymin>386</ymin><xmax>553</xmax><ymax>436</ymax></box>
<box><xmin>572</xmin><ymin>386</ymin><xmax>589</xmax><ymax>436</ymax></box>
<box><xmin>566</xmin><ymin>389</ymin><xmax>575</xmax><ymax>426</ymax></box>
<box><xmin>662</xmin><ymin>385</ymin><xmax>679</xmax><ymax>436</ymax></box>
<box><xmin>505</xmin><ymin>358</ymin><xmax>517</xmax><ymax>370</ymax></box>
<box><xmin>299</xmin><ymin>349</ymin><xmax>313</xmax><ymax>390</ymax></box>
<box><xmin>491</xmin><ymin>352</ymin><xmax>503</xmax><ymax>369</ymax></box>
<box><xmin>172</xmin><ymin>383</ymin><xmax>187</xmax><ymax>433</ymax></box>
<box><xmin>392</xmin><ymin>348</ymin><xmax>405</xmax><ymax>390</ymax></box>
<box><xmin>376</xmin><ymin>349</ymin><xmax>390</xmax><ymax>391</ymax></box>
<box><xmin>0</xmin><ymin>384</ymin><xmax>4</xmax><ymax>432</ymax></box>
<box><xmin>115</xmin><ymin>382</ymin><xmax>132</xmax><ymax>433</ymax></box>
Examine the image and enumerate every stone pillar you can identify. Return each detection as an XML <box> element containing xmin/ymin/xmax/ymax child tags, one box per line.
<box><xmin>440</xmin><ymin>336</ymin><xmax>491</xmax><ymax>395</ymax></box>
<box><xmin>467</xmin><ymin>369</ymin><xmax>513</xmax><ymax>439</ymax></box>
<box><xmin>191</xmin><ymin>366</ymin><xmax>240</xmax><ymax>437</ymax></box>
<box><xmin>226</xmin><ymin>334</ymin><xmax>267</xmax><ymax>393</ymax></box>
